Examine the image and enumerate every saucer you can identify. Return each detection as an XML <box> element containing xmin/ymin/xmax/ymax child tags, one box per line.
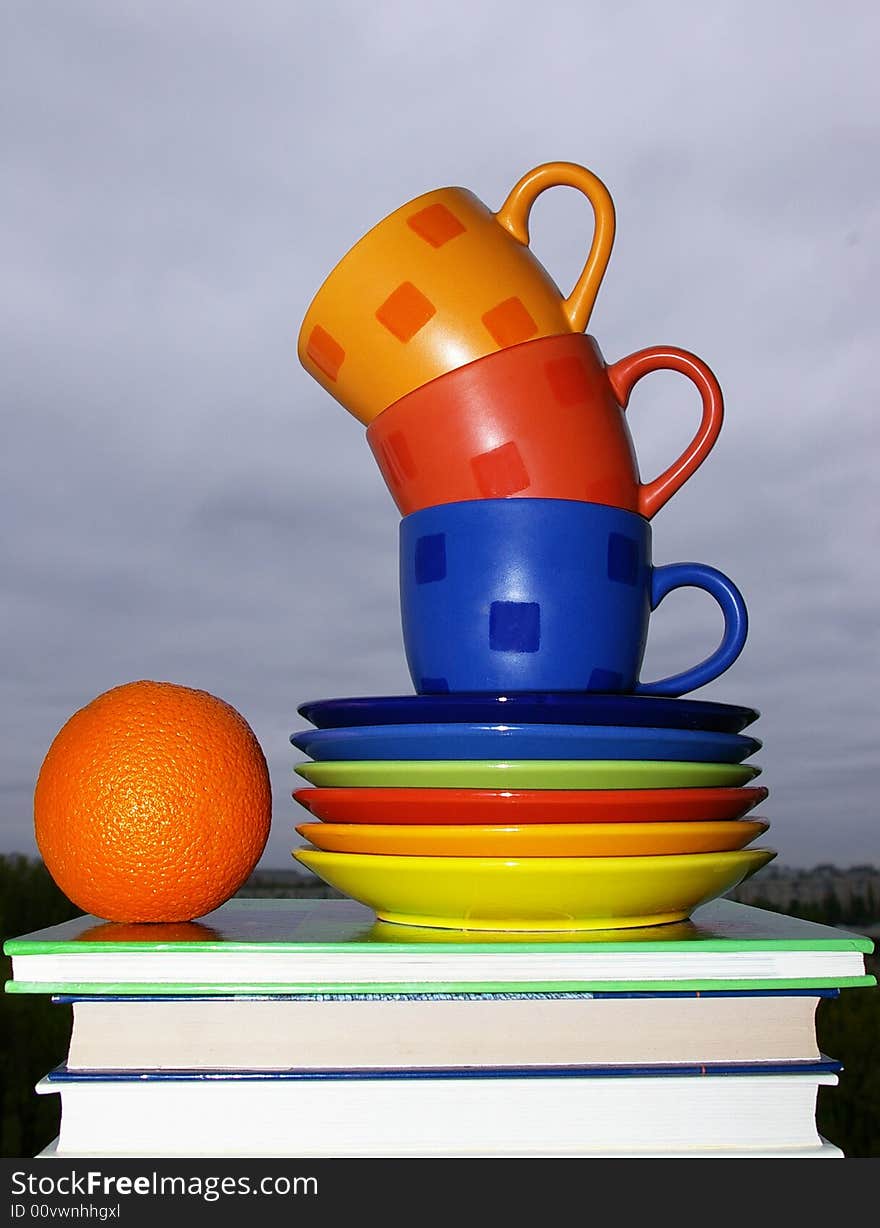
<box><xmin>297</xmin><ymin>693</ymin><xmax>760</xmax><ymax>733</ymax></box>
<box><xmin>293</xmin><ymin>785</ymin><xmax>770</xmax><ymax>825</ymax></box>
<box><xmin>292</xmin><ymin>847</ymin><xmax>777</xmax><ymax>931</ymax></box>
<box><xmin>291</xmin><ymin>723</ymin><xmax>761</xmax><ymax>764</ymax></box>
<box><xmin>294</xmin><ymin>760</ymin><xmax>762</xmax><ymax>790</ymax></box>
<box><xmin>295</xmin><ymin>819</ymin><xmax>770</xmax><ymax>858</ymax></box>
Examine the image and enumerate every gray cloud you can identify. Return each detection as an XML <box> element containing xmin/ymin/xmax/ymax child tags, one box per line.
<box><xmin>2</xmin><ymin>0</ymin><xmax>878</xmax><ymax>872</ymax></box>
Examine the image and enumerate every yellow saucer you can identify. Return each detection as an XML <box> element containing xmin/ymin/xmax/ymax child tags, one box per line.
<box><xmin>295</xmin><ymin>819</ymin><xmax>769</xmax><ymax>858</ymax></box>
<box><xmin>293</xmin><ymin>847</ymin><xmax>776</xmax><ymax>932</ymax></box>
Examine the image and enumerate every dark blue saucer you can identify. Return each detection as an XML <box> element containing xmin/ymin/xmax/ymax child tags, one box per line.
<box><xmin>296</xmin><ymin>693</ymin><xmax>759</xmax><ymax>734</ymax></box>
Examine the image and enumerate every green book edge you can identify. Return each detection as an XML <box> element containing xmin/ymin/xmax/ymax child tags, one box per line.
<box><xmin>6</xmin><ymin>975</ymin><xmax>877</xmax><ymax>995</ymax></box>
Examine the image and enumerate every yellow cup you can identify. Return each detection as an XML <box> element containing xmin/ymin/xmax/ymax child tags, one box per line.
<box><xmin>298</xmin><ymin>161</ymin><xmax>616</xmax><ymax>425</ymax></box>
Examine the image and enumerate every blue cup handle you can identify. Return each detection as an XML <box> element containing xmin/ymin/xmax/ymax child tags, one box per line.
<box><xmin>634</xmin><ymin>562</ymin><xmax>748</xmax><ymax>697</ymax></box>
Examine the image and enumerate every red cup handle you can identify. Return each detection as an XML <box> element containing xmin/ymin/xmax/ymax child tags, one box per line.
<box><xmin>606</xmin><ymin>347</ymin><xmax>724</xmax><ymax>519</ymax></box>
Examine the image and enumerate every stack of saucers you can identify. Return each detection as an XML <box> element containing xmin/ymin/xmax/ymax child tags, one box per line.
<box><xmin>291</xmin><ymin>692</ymin><xmax>773</xmax><ymax>932</ymax></box>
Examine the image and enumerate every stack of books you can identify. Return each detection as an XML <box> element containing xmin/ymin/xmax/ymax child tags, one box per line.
<box><xmin>4</xmin><ymin>897</ymin><xmax>875</xmax><ymax>1158</ymax></box>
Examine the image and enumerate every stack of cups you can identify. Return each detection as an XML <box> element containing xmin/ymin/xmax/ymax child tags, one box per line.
<box><xmin>292</xmin><ymin>161</ymin><xmax>772</xmax><ymax>931</ymax></box>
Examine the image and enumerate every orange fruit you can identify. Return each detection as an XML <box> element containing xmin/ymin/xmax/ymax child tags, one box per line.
<box><xmin>34</xmin><ymin>680</ymin><xmax>272</xmax><ymax>922</ymax></box>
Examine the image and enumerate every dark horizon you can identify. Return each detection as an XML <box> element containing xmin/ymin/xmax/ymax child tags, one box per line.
<box><xmin>4</xmin><ymin>851</ymin><xmax>879</xmax><ymax>875</ymax></box>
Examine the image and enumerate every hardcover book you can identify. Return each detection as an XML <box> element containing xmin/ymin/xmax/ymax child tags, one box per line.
<box><xmin>36</xmin><ymin>1061</ymin><xmax>844</xmax><ymax>1158</ymax></box>
<box><xmin>58</xmin><ymin>989</ymin><xmax>836</xmax><ymax>1071</ymax></box>
<box><xmin>5</xmin><ymin>897</ymin><xmax>875</xmax><ymax>995</ymax></box>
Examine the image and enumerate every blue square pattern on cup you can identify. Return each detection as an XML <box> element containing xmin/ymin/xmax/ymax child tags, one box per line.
<box><xmin>414</xmin><ymin>533</ymin><xmax>447</xmax><ymax>584</ymax></box>
<box><xmin>607</xmin><ymin>532</ymin><xmax>640</xmax><ymax>586</ymax></box>
<box><xmin>489</xmin><ymin>601</ymin><xmax>541</xmax><ymax>653</ymax></box>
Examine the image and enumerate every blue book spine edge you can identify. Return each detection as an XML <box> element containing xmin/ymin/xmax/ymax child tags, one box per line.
<box><xmin>50</xmin><ymin>988</ymin><xmax>842</xmax><ymax>1004</ymax></box>
<box><xmin>45</xmin><ymin>1058</ymin><xmax>844</xmax><ymax>1083</ymax></box>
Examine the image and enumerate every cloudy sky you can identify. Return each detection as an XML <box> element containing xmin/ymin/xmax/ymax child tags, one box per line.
<box><xmin>2</xmin><ymin>1</ymin><xmax>878</xmax><ymax>872</ymax></box>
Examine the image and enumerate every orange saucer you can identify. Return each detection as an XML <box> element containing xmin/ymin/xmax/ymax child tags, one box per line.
<box><xmin>295</xmin><ymin>819</ymin><xmax>769</xmax><ymax>858</ymax></box>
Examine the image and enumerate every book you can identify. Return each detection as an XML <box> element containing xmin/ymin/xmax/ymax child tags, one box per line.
<box><xmin>59</xmin><ymin>989</ymin><xmax>836</xmax><ymax>1071</ymax></box>
<box><xmin>32</xmin><ymin>1133</ymin><xmax>847</xmax><ymax>1160</ymax></box>
<box><xmin>36</xmin><ymin>1062</ymin><xmax>843</xmax><ymax>1157</ymax></box>
<box><xmin>4</xmin><ymin>898</ymin><xmax>875</xmax><ymax>994</ymax></box>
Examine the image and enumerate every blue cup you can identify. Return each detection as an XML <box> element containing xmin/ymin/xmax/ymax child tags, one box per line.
<box><xmin>399</xmin><ymin>499</ymin><xmax>747</xmax><ymax>696</ymax></box>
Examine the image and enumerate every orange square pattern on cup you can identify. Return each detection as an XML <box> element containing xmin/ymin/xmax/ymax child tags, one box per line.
<box><xmin>298</xmin><ymin>162</ymin><xmax>616</xmax><ymax>424</ymax></box>
<box><xmin>304</xmin><ymin>325</ymin><xmax>346</xmax><ymax>384</ymax></box>
<box><xmin>406</xmin><ymin>202</ymin><xmax>467</xmax><ymax>247</ymax></box>
<box><xmin>481</xmin><ymin>297</ymin><xmax>540</xmax><ymax>348</ymax></box>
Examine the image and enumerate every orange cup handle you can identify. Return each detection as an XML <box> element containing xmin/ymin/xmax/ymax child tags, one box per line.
<box><xmin>494</xmin><ymin>161</ymin><xmax>616</xmax><ymax>333</ymax></box>
<box><xmin>606</xmin><ymin>347</ymin><xmax>724</xmax><ymax>519</ymax></box>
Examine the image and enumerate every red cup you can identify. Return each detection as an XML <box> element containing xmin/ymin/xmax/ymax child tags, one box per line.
<box><xmin>366</xmin><ymin>333</ymin><xmax>723</xmax><ymax>518</ymax></box>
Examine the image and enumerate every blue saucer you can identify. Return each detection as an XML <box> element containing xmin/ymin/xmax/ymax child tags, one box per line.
<box><xmin>296</xmin><ymin>693</ymin><xmax>759</xmax><ymax>734</ymax></box>
<box><xmin>290</xmin><ymin>723</ymin><xmax>762</xmax><ymax>764</ymax></box>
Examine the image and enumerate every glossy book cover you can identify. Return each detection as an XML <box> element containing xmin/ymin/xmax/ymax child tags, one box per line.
<box><xmin>4</xmin><ymin>898</ymin><xmax>874</xmax><ymax>995</ymax></box>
